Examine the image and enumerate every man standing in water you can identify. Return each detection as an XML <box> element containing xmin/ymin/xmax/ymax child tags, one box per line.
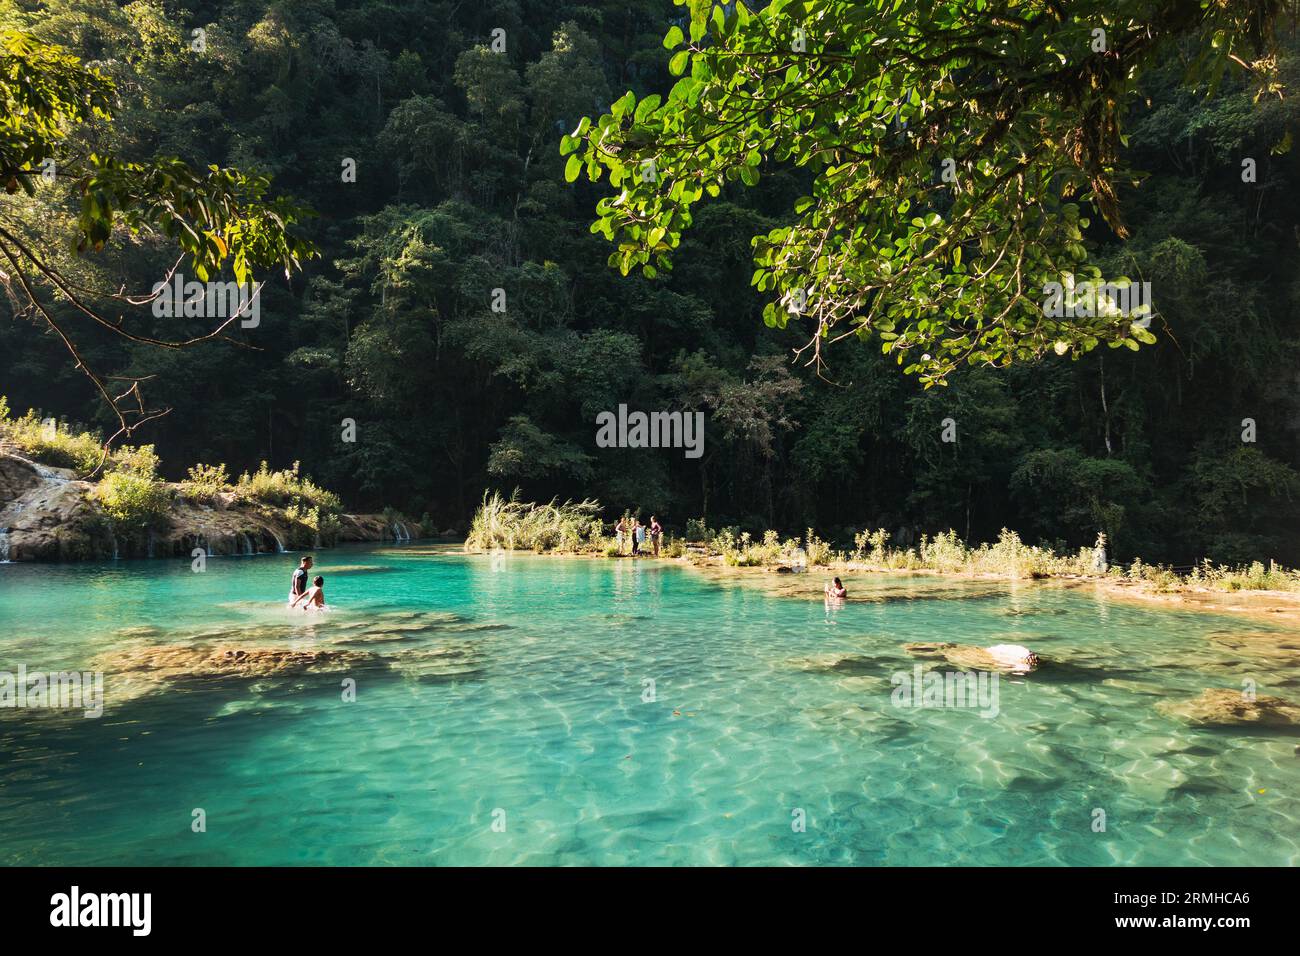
<box><xmin>290</xmin><ymin>555</ymin><xmax>313</xmax><ymax>604</ymax></box>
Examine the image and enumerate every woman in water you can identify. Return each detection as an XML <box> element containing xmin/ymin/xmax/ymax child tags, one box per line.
<box><xmin>825</xmin><ymin>576</ymin><xmax>847</xmax><ymax>600</ymax></box>
<box><xmin>290</xmin><ymin>575</ymin><xmax>326</xmax><ymax>610</ymax></box>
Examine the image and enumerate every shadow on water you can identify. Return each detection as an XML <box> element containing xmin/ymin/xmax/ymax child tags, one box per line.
<box><xmin>1029</xmin><ymin>659</ymin><xmax>1161</xmax><ymax>683</ymax></box>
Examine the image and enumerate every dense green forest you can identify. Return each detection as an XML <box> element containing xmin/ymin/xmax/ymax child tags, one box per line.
<box><xmin>3</xmin><ymin>0</ymin><xmax>1300</xmax><ymax>565</ymax></box>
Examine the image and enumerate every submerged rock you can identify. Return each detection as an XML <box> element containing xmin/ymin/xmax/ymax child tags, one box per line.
<box><xmin>439</xmin><ymin>621</ymin><xmax>512</xmax><ymax>633</ymax></box>
<box><xmin>390</xmin><ymin>646</ymin><xmax>485</xmax><ymax>682</ymax></box>
<box><xmin>95</xmin><ymin>643</ymin><xmax>374</xmax><ymax>680</ymax></box>
<box><xmin>317</xmin><ymin>565</ymin><xmax>401</xmax><ymax>575</ymax></box>
<box><xmin>790</xmin><ymin>653</ymin><xmax>889</xmax><ymax>676</ymax></box>
<box><xmin>112</xmin><ymin>625</ymin><xmax>165</xmax><ymax>639</ymax></box>
<box><xmin>89</xmin><ymin>642</ymin><xmax>380</xmax><ymax>708</ymax></box>
<box><xmin>1157</xmin><ymin>688</ymin><xmax>1300</xmax><ymax>728</ymax></box>
<box><xmin>1205</xmin><ymin>630</ymin><xmax>1300</xmax><ymax>666</ymax></box>
<box><xmin>358</xmin><ymin>620</ymin><xmax>444</xmax><ymax>633</ymax></box>
<box><xmin>1102</xmin><ymin>678</ymin><xmax>1170</xmax><ymax>696</ymax></box>
<box><xmin>902</xmin><ymin>642</ymin><xmax>955</xmax><ymax>659</ymax></box>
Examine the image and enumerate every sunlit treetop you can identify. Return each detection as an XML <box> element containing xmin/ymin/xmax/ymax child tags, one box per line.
<box><xmin>563</xmin><ymin>0</ymin><xmax>1286</xmax><ymax>385</ymax></box>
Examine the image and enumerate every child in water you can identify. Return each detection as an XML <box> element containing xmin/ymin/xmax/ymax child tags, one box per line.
<box><xmin>825</xmin><ymin>576</ymin><xmax>847</xmax><ymax>600</ymax></box>
<box><xmin>290</xmin><ymin>575</ymin><xmax>326</xmax><ymax>610</ymax></box>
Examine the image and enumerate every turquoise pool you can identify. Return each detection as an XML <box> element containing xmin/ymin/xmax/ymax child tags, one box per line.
<box><xmin>0</xmin><ymin>546</ymin><xmax>1296</xmax><ymax>865</ymax></box>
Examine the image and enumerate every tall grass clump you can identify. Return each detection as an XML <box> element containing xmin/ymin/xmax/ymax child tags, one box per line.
<box><xmin>235</xmin><ymin>461</ymin><xmax>342</xmax><ymax>515</ymax></box>
<box><xmin>710</xmin><ymin>528</ymin><xmax>821</xmax><ymax>567</ymax></box>
<box><xmin>966</xmin><ymin>529</ymin><xmax>1094</xmax><ymax>577</ymax></box>
<box><xmin>0</xmin><ymin>400</ymin><xmax>107</xmax><ymax>475</ymax></box>
<box><xmin>180</xmin><ymin>463</ymin><xmax>232</xmax><ymax>502</ymax></box>
<box><xmin>1186</xmin><ymin>559</ymin><xmax>1300</xmax><ymax>592</ymax></box>
<box><xmin>466</xmin><ymin>490</ymin><xmax>604</xmax><ymax>552</ymax></box>
<box><xmin>804</xmin><ymin>529</ymin><xmax>834</xmax><ymax>566</ymax></box>
<box><xmin>917</xmin><ymin>530</ymin><xmax>970</xmax><ymax>573</ymax></box>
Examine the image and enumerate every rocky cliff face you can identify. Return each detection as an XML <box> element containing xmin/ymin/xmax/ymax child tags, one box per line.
<box><xmin>0</xmin><ymin>454</ymin><xmax>107</xmax><ymax>560</ymax></box>
<box><xmin>0</xmin><ymin>451</ymin><xmax>402</xmax><ymax>562</ymax></box>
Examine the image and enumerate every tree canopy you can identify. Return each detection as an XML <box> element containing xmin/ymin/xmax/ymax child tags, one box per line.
<box><xmin>0</xmin><ymin>26</ymin><xmax>315</xmax><ymax>452</ymax></box>
<box><xmin>566</xmin><ymin>0</ymin><xmax>1286</xmax><ymax>383</ymax></box>
<box><xmin>1</xmin><ymin>0</ymin><xmax>1298</xmax><ymax>567</ymax></box>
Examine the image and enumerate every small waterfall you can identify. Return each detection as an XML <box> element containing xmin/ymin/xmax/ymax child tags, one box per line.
<box><xmin>268</xmin><ymin>529</ymin><xmax>285</xmax><ymax>553</ymax></box>
<box><xmin>392</xmin><ymin>521</ymin><xmax>411</xmax><ymax>543</ymax></box>
<box><xmin>110</xmin><ymin>530</ymin><xmax>120</xmax><ymax>561</ymax></box>
<box><xmin>0</xmin><ymin>528</ymin><xmax>9</xmax><ymax>563</ymax></box>
<box><xmin>146</xmin><ymin>530</ymin><xmax>155</xmax><ymax>559</ymax></box>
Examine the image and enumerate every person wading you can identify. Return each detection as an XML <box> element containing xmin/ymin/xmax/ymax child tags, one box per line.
<box><xmin>289</xmin><ymin>555</ymin><xmax>313</xmax><ymax>604</ymax></box>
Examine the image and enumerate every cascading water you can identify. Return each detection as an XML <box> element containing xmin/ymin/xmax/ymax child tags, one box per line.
<box><xmin>269</xmin><ymin>530</ymin><xmax>285</xmax><ymax>554</ymax></box>
<box><xmin>0</xmin><ymin>528</ymin><xmax>9</xmax><ymax>563</ymax></box>
<box><xmin>392</xmin><ymin>522</ymin><xmax>411</xmax><ymax>543</ymax></box>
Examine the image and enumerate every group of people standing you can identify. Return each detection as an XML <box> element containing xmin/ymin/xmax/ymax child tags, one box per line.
<box><xmin>614</xmin><ymin>515</ymin><xmax>662</xmax><ymax>557</ymax></box>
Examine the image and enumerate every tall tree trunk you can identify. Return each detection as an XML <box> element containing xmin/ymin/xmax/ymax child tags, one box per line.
<box><xmin>1100</xmin><ymin>355</ymin><xmax>1113</xmax><ymax>456</ymax></box>
<box><xmin>700</xmin><ymin>455</ymin><xmax>709</xmax><ymax>526</ymax></box>
<box><xmin>964</xmin><ymin>483</ymin><xmax>971</xmax><ymax>544</ymax></box>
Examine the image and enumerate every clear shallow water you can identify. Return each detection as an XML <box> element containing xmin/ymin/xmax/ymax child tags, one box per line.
<box><xmin>0</xmin><ymin>546</ymin><xmax>1297</xmax><ymax>866</ymax></box>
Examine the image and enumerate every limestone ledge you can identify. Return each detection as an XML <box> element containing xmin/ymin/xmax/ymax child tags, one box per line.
<box><xmin>0</xmin><ymin>451</ymin><xmax>407</xmax><ymax>562</ymax></box>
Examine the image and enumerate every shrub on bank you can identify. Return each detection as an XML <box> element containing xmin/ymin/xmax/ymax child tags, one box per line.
<box><xmin>235</xmin><ymin>461</ymin><xmax>343</xmax><ymax>515</ymax></box>
<box><xmin>92</xmin><ymin>467</ymin><xmax>170</xmax><ymax>532</ymax></box>
<box><xmin>0</xmin><ymin>402</ymin><xmax>106</xmax><ymax>475</ymax></box>
<box><xmin>180</xmin><ymin>463</ymin><xmax>232</xmax><ymax>502</ymax></box>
